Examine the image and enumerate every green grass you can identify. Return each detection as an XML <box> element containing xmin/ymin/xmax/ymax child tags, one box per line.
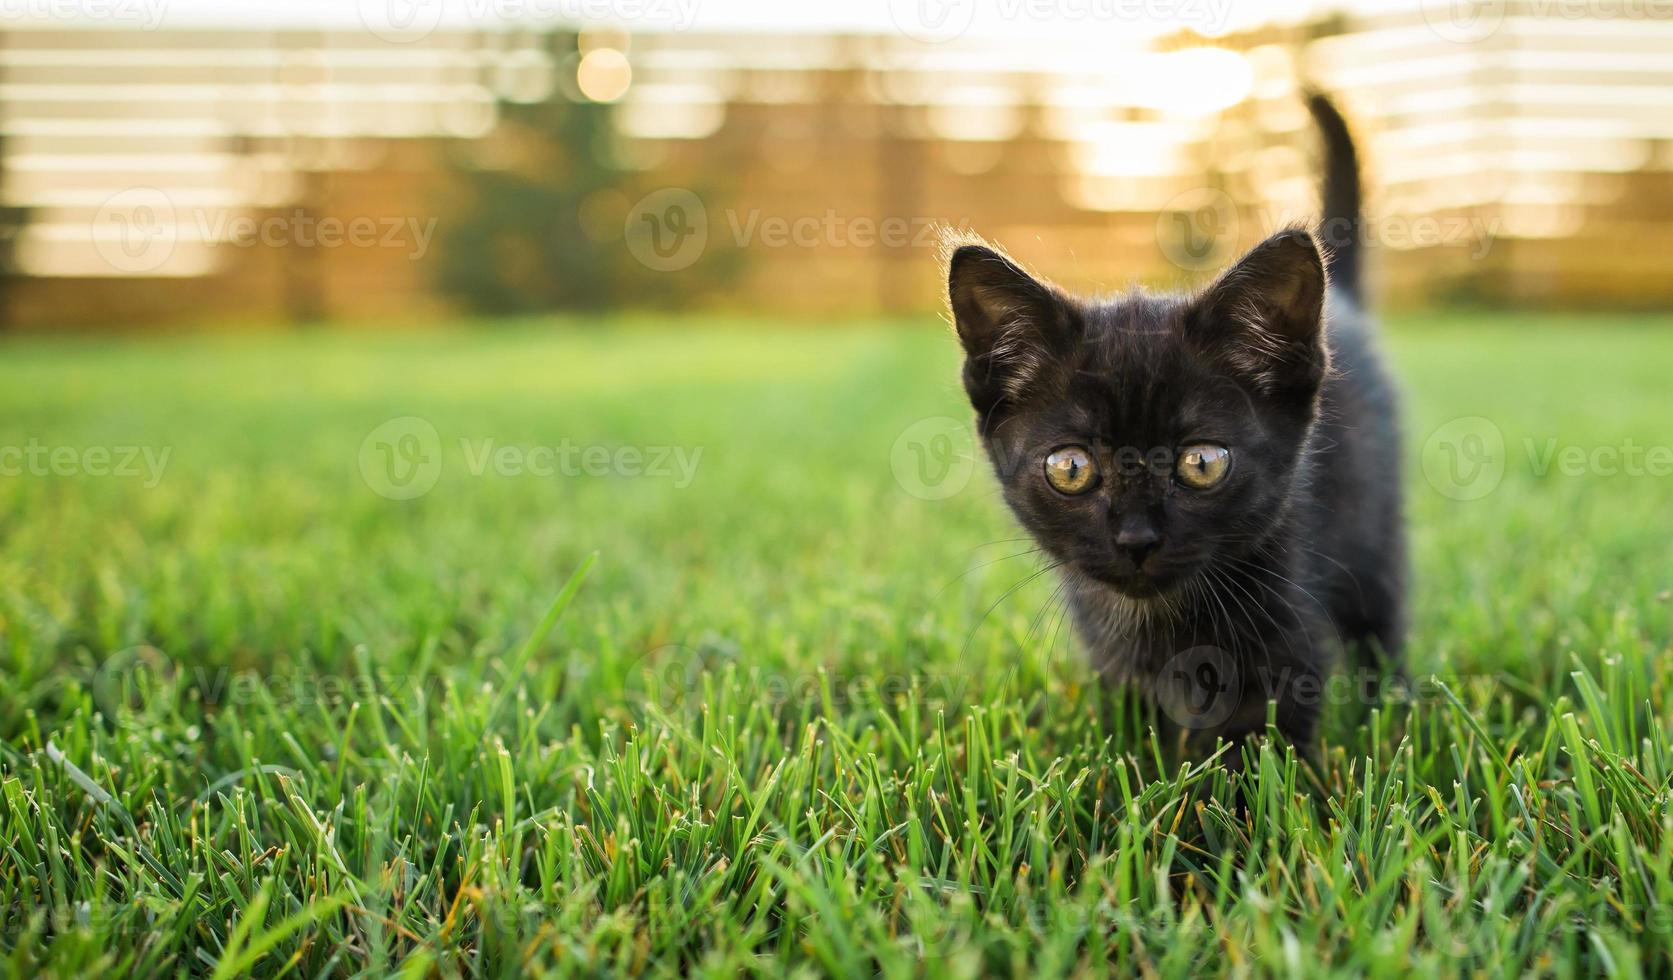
<box><xmin>1</xmin><ymin>312</ymin><xmax>1671</xmax><ymax>977</ymax></box>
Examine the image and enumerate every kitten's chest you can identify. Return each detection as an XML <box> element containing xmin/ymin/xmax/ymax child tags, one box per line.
<box><xmin>1066</xmin><ymin>571</ymin><xmax>1313</xmax><ymax>686</ymax></box>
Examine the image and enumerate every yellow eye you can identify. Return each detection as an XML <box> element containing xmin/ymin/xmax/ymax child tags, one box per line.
<box><xmin>1044</xmin><ymin>446</ymin><xmax>1098</xmax><ymax>494</ymax></box>
<box><xmin>1175</xmin><ymin>444</ymin><xmax>1231</xmax><ymax>489</ymax></box>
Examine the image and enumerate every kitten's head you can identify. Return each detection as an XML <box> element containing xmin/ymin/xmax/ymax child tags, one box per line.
<box><xmin>947</xmin><ymin>228</ymin><xmax>1329</xmax><ymax>600</ymax></box>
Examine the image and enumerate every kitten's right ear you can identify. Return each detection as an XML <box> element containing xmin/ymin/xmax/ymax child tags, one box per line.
<box><xmin>946</xmin><ymin>243</ymin><xmax>1074</xmax><ymax>422</ymax></box>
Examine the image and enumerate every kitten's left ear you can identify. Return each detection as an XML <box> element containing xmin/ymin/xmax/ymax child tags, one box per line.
<box><xmin>1186</xmin><ymin>228</ymin><xmax>1329</xmax><ymax>396</ymax></box>
<box><xmin>946</xmin><ymin>242</ymin><xmax>1076</xmax><ymax>424</ymax></box>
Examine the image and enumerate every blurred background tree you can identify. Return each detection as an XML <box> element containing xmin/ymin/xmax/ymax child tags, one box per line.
<box><xmin>434</xmin><ymin>33</ymin><xmax>736</xmax><ymax>316</ymax></box>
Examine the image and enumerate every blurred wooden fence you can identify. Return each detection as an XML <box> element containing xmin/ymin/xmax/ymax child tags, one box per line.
<box><xmin>1</xmin><ymin>6</ymin><xmax>1670</xmax><ymax>328</ymax></box>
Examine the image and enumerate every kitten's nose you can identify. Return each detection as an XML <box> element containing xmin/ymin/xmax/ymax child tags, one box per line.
<box><xmin>1115</xmin><ymin>516</ymin><xmax>1162</xmax><ymax>567</ymax></box>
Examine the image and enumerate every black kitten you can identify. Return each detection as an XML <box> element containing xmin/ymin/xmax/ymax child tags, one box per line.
<box><xmin>946</xmin><ymin>95</ymin><xmax>1404</xmax><ymax>760</ymax></box>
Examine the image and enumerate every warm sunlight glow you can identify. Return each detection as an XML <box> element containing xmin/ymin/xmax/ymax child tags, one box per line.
<box><xmin>1119</xmin><ymin>48</ymin><xmax>1256</xmax><ymax>115</ymax></box>
<box><xmin>618</xmin><ymin>85</ymin><xmax>727</xmax><ymax>140</ymax></box>
<box><xmin>577</xmin><ymin>48</ymin><xmax>633</xmax><ymax>104</ymax></box>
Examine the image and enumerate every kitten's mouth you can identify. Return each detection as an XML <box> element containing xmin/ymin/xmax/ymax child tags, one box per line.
<box><xmin>1113</xmin><ymin>576</ymin><xmax>1169</xmax><ymax>599</ymax></box>
<box><xmin>1083</xmin><ymin>562</ymin><xmax>1181</xmax><ymax>599</ymax></box>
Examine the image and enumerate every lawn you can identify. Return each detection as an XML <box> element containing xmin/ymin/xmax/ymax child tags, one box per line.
<box><xmin>2</xmin><ymin>312</ymin><xmax>1671</xmax><ymax>977</ymax></box>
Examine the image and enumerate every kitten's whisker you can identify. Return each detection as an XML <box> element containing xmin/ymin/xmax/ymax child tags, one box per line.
<box><xmin>1228</xmin><ymin>549</ymin><xmax>1333</xmax><ymax>619</ymax></box>
<box><xmin>966</xmin><ymin>536</ymin><xmax>1043</xmax><ymax>553</ymax></box>
<box><xmin>933</xmin><ymin>546</ymin><xmax>1045</xmax><ymax>599</ymax></box>
<box><xmin>959</xmin><ymin>559</ymin><xmax>1065</xmax><ymax>661</ymax></box>
<box><xmin>1023</xmin><ymin>578</ymin><xmax>1071</xmax><ymax>660</ymax></box>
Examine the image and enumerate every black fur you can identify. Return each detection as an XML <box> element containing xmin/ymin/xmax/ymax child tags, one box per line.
<box><xmin>1306</xmin><ymin>90</ymin><xmax>1363</xmax><ymax>300</ymax></box>
<box><xmin>947</xmin><ymin>95</ymin><xmax>1405</xmax><ymax>759</ymax></box>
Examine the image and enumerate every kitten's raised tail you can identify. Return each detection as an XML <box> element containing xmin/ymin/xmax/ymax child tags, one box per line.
<box><xmin>1305</xmin><ymin>91</ymin><xmax>1363</xmax><ymax>302</ymax></box>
